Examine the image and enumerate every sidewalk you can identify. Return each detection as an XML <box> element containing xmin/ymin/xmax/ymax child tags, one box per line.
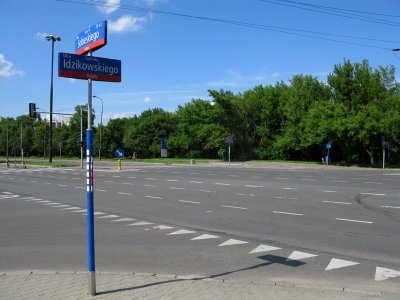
<box><xmin>0</xmin><ymin>271</ymin><xmax>393</xmax><ymax>300</ymax></box>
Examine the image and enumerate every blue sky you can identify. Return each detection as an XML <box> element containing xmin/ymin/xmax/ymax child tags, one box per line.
<box><xmin>1</xmin><ymin>0</ymin><xmax>400</xmax><ymax>124</ymax></box>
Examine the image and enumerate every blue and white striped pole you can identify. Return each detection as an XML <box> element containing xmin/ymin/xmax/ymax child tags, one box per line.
<box><xmin>87</xmin><ymin>50</ymin><xmax>96</xmax><ymax>296</ymax></box>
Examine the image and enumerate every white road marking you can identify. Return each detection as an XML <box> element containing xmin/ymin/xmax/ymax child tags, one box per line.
<box><xmin>112</xmin><ymin>175</ymin><xmax>120</xmax><ymax>178</ymax></box>
<box><xmin>189</xmin><ymin>173</ymin><xmax>199</xmax><ymax>175</ymax></box>
<box><xmin>167</xmin><ymin>229</ymin><xmax>196</xmax><ymax>235</ymax></box>
<box><xmin>94</xmin><ymin>212</ymin><xmax>105</xmax><ymax>215</ymax></box>
<box><xmin>323</xmin><ymin>201</ymin><xmax>352</xmax><ymax>205</ymax></box>
<box><xmin>2</xmin><ymin>192</ymin><xmax>13</xmax><ymax>194</ymax></box>
<box><xmin>95</xmin><ymin>189</ymin><xmax>107</xmax><ymax>192</ymax></box>
<box><xmin>191</xmin><ymin>234</ymin><xmax>220</xmax><ymax>240</ymax></box>
<box><xmin>75</xmin><ymin>187</ymin><xmax>85</xmax><ymax>189</ymax></box>
<box><xmin>73</xmin><ymin>209</ymin><xmax>87</xmax><ymax>213</ymax></box>
<box><xmin>118</xmin><ymin>192</ymin><xmax>133</xmax><ymax>196</ymax></box>
<box><xmin>215</xmin><ymin>182</ymin><xmax>231</xmax><ymax>186</ymax></box>
<box><xmin>282</xmin><ymin>187</ymin><xmax>295</xmax><ymax>190</ymax></box>
<box><xmin>167</xmin><ymin>179</ymin><xmax>178</xmax><ymax>182</ymax></box>
<box><xmin>364</xmin><ymin>182</ymin><xmax>383</xmax><ymax>185</ymax></box>
<box><xmin>360</xmin><ymin>192</ymin><xmax>386</xmax><ymax>196</ymax></box>
<box><xmin>31</xmin><ymin>181</ymin><xmax>38</xmax><ymax>183</ymax></box>
<box><xmin>179</xmin><ymin>200</ymin><xmax>200</xmax><ymax>204</ymax></box>
<box><xmin>220</xmin><ymin>205</ymin><xmax>247</xmax><ymax>210</ymax></box>
<box><xmin>111</xmin><ymin>218</ymin><xmax>135</xmax><ymax>222</ymax></box>
<box><xmin>145</xmin><ymin>178</ymin><xmax>157</xmax><ymax>181</ymax></box>
<box><xmin>51</xmin><ymin>205</ymin><xmax>69</xmax><ymax>208</ymax></box>
<box><xmin>19</xmin><ymin>197</ymin><xmax>34</xmax><ymax>200</ymax></box>
<box><xmin>218</xmin><ymin>239</ymin><xmax>249</xmax><ymax>247</ymax></box>
<box><xmin>245</xmin><ymin>185</ymin><xmax>264</xmax><ymax>188</ymax></box>
<box><xmin>122</xmin><ymin>183</ymin><xmax>133</xmax><ymax>185</ymax></box>
<box><xmin>375</xmin><ymin>267</ymin><xmax>400</xmax><ymax>281</ymax></box>
<box><xmin>237</xmin><ymin>193</ymin><xmax>255</xmax><ymax>197</ymax></box>
<box><xmin>36</xmin><ymin>200</ymin><xmax>51</xmax><ymax>203</ymax></box>
<box><xmin>381</xmin><ymin>205</ymin><xmax>400</xmax><ymax>209</ymax></box>
<box><xmin>189</xmin><ymin>181</ymin><xmax>203</xmax><ymax>184</ymax></box>
<box><xmin>198</xmin><ymin>190</ymin><xmax>216</xmax><ymax>193</ymax></box>
<box><xmin>275</xmin><ymin>178</ymin><xmax>288</xmax><ymax>180</ymax></box>
<box><xmin>127</xmin><ymin>221</ymin><xmax>154</xmax><ymax>226</ymax></box>
<box><xmin>170</xmin><ymin>187</ymin><xmax>185</xmax><ymax>190</ymax></box>
<box><xmin>249</xmin><ymin>244</ymin><xmax>281</xmax><ymax>254</ymax></box>
<box><xmin>144</xmin><ymin>184</ymin><xmax>158</xmax><ymax>187</ymax></box>
<box><xmin>42</xmin><ymin>202</ymin><xmax>60</xmax><ymax>206</ymax></box>
<box><xmin>325</xmin><ymin>258</ymin><xmax>359</xmax><ymax>271</ymax></box>
<box><xmin>302</xmin><ymin>179</ymin><xmax>316</xmax><ymax>181</ymax></box>
<box><xmin>57</xmin><ymin>184</ymin><xmax>68</xmax><ymax>187</ymax></box>
<box><xmin>352</xmin><ymin>177</ymin><xmax>366</xmax><ymax>180</ymax></box>
<box><xmin>335</xmin><ymin>218</ymin><xmax>373</xmax><ymax>224</ymax></box>
<box><xmin>44</xmin><ymin>182</ymin><xmax>51</xmax><ymax>185</ymax></box>
<box><xmin>273</xmin><ymin>211</ymin><xmax>303</xmax><ymax>216</ymax></box>
<box><xmin>332</xmin><ymin>180</ymin><xmax>348</xmax><ymax>183</ymax></box>
<box><xmin>145</xmin><ymin>196</ymin><xmax>162</xmax><ymax>199</ymax></box>
<box><xmin>317</xmin><ymin>190</ymin><xmax>337</xmax><ymax>193</ymax></box>
<box><xmin>62</xmin><ymin>207</ymin><xmax>82</xmax><ymax>210</ymax></box>
<box><xmin>274</xmin><ymin>196</ymin><xmax>284</xmax><ymax>199</ymax></box>
<box><xmin>153</xmin><ymin>225</ymin><xmax>174</xmax><ymax>230</ymax></box>
<box><xmin>129</xmin><ymin>177</ymin><xmax>137</xmax><ymax>179</ymax></box>
<box><xmin>286</xmin><ymin>251</ymin><xmax>318</xmax><ymax>261</ymax></box>
<box><xmin>97</xmin><ymin>215</ymin><xmax>119</xmax><ymax>219</ymax></box>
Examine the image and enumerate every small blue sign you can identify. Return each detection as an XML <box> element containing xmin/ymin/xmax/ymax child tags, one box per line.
<box><xmin>161</xmin><ymin>137</ymin><xmax>167</xmax><ymax>150</ymax></box>
<box><xmin>58</xmin><ymin>52</ymin><xmax>121</xmax><ymax>82</ymax></box>
<box><xmin>326</xmin><ymin>143</ymin><xmax>331</xmax><ymax>149</ymax></box>
<box><xmin>75</xmin><ymin>21</ymin><xmax>107</xmax><ymax>55</ymax></box>
<box><xmin>227</xmin><ymin>136</ymin><xmax>233</xmax><ymax>143</ymax></box>
<box><xmin>115</xmin><ymin>148</ymin><xmax>125</xmax><ymax>158</ymax></box>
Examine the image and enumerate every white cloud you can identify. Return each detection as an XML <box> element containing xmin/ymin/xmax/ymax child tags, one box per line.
<box><xmin>144</xmin><ymin>96</ymin><xmax>151</xmax><ymax>103</ymax></box>
<box><xmin>34</xmin><ymin>32</ymin><xmax>49</xmax><ymax>40</ymax></box>
<box><xmin>97</xmin><ymin>0</ymin><xmax>120</xmax><ymax>14</ymax></box>
<box><xmin>108</xmin><ymin>15</ymin><xmax>148</xmax><ymax>33</ymax></box>
<box><xmin>0</xmin><ymin>54</ymin><xmax>24</xmax><ymax>79</ymax></box>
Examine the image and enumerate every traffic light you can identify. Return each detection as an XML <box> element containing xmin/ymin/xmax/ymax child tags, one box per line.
<box><xmin>29</xmin><ymin>103</ymin><xmax>36</xmax><ymax>118</ymax></box>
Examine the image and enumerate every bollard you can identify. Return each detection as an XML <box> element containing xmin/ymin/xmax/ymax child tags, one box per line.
<box><xmin>118</xmin><ymin>159</ymin><xmax>122</xmax><ymax>171</ymax></box>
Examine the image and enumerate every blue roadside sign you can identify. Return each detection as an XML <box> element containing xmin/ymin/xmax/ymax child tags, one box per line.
<box><xmin>227</xmin><ymin>136</ymin><xmax>233</xmax><ymax>143</ymax></box>
<box><xmin>326</xmin><ymin>143</ymin><xmax>332</xmax><ymax>149</ymax></box>
<box><xmin>115</xmin><ymin>148</ymin><xmax>125</xmax><ymax>158</ymax></box>
<box><xmin>161</xmin><ymin>137</ymin><xmax>167</xmax><ymax>150</ymax></box>
<box><xmin>75</xmin><ymin>21</ymin><xmax>107</xmax><ymax>55</ymax></box>
<box><xmin>58</xmin><ymin>52</ymin><xmax>121</xmax><ymax>82</ymax></box>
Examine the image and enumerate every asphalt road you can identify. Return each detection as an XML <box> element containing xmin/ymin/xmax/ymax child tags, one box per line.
<box><xmin>1</xmin><ymin>162</ymin><xmax>399</xmax><ymax>292</ymax></box>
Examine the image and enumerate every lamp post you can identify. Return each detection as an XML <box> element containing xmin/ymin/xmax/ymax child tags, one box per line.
<box><xmin>93</xmin><ymin>95</ymin><xmax>103</xmax><ymax>160</ymax></box>
<box><xmin>45</xmin><ymin>34</ymin><xmax>61</xmax><ymax>163</ymax></box>
<box><xmin>20</xmin><ymin>121</ymin><xmax>28</xmax><ymax>168</ymax></box>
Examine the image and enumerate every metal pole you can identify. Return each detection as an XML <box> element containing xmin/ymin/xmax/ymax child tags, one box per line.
<box><xmin>100</xmin><ymin>100</ymin><xmax>103</xmax><ymax>161</ymax></box>
<box><xmin>6</xmin><ymin>126</ymin><xmax>9</xmax><ymax>167</ymax></box>
<box><xmin>86</xmin><ymin>51</ymin><xmax>96</xmax><ymax>296</ymax></box>
<box><xmin>81</xmin><ymin>106</ymin><xmax>83</xmax><ymax>169</ymax></box>
<box><xmin>228</xmin><ymin>144</ymin><xmax>231</xmax><ymax>165</ymax></box>
<box><xmin>49</xmin><ymin>39</ymin><xmax>54</xmax><ymax>163</ymax></box>
<box><xmin>383</xmin><ymin>148</ymin><xmax>385</xmax><ymax>169</ymax></box>
<box><xmin>20</xmin><ymin>123</ymin><xmax>23</xmax><ymax>167</ymax></box>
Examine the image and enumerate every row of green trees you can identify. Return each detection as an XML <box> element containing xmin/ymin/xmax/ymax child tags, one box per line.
<box><xmin>1</xmin><ymin>59</ymin><xmax>400</xmax><ymax>166</ymax></box>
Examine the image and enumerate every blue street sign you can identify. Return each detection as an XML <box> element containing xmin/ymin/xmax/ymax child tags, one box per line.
<box><xmin>161</xmin><ymin>137</ymin><xmax>167</xmax><ymax>149</ymax></box>
<box><xmin>75</xmin><ymin>21</ymin><xmax>107</xmax><ymax>55</ymax></box>
<box><xmin>58</xmin><ymin>52</ymin><xmax>121</xmax><ymax>82</ymax></box>
<box><xmin>115</xmin><ymin>148</ymin><xmax>125</xmax><ymax>158</ymax></box>
<box><xmin>227</xmin><ymin>136</ymin><xmax>233</xmax><ymax>143</ymax></box>
<box><xmin>326</xmin><ymin>143</ymin><xmax>332</xmax><ymax>149</ymax></box>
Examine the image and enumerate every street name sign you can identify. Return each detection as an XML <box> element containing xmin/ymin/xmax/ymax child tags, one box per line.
<box><xmin>58</xmin><ymin>52</ymin><xmax>121</xmax><ymax>82</ymax></box>
<box><xmin>75</xmin><ymin>21</ymin><xmax>107</xmax><ymax>55</ymax></box>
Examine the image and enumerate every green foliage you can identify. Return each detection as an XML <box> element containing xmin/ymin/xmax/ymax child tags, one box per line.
<box><xmin>1</xmin><ymin>59</ymin><xmax>399</xmax><ymax>166</ymax></box>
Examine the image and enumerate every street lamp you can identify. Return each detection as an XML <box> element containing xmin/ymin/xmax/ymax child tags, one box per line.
<box><xmin>93</xmin><ymin>95</ymin><xmax>103</xmax><ymax>160</ymax></box>
<box><xmin>20</xmin><ymin>121</ymin><xmax>28</xmax><ymax>168</ymax></box>
<box><xmin>46</xmin><ymin>34</ymin><xmax>61</xmax><ymax>163</ymax></box>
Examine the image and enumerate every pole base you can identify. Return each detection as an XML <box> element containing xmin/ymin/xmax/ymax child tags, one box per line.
<box><xmin>88</xmin><ymin>271</ymin><xmax>96</xmax><ymax>296</ymax></box>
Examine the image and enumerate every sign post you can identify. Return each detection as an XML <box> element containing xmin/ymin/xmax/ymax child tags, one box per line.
<box><xmin>115</xmin><ymin>148</ymin><xmax>124</xmax><ymax>171</ymax></box>
<box><xmin>227</xmin><ymin>136</ymin><xmax>233</xmax><ymax>165</ymax></box>
<box><xmin>161</xmin><ymin>137</ymin><xmax>167</xmax><ymax>158</ymax></box>
<box><xmin>326</xmin><ymin>143</ymin><xmax>331</xmax><ymax>166</ymax></box>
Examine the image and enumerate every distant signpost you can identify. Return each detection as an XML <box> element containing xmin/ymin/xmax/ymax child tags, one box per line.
<box><xmin>115</xmin><ymin>148</ymin><xmax>125</xmax><ymax>158</ymax></box>
<box><xmin>326</xmin><ymin>143</ymin><xmax>331</xmax><ymax>166</ymax></box>
<box><xmin>227</xmin><ymin>136</ymin><xmax>233</xmax><ymax>164</ymax></box>
<box><xmin>161</xmin><ymin>137</ymin><xmax>167</xmax><ymax>158</ymax></box>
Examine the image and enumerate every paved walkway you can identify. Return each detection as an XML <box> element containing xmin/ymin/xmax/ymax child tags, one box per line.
<box><xmin>0</xmin><ymin>271</ymin><xmax>395</xmax><ymax>300</ymax></box>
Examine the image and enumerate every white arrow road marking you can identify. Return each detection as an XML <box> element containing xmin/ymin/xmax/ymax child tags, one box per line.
<box><xmin>167</xmin><ymin>229</ymin><xmax>196</xmax><ymax>235</ymax></box>
<box><xmin>191</xmin><ymin>234</ymin><xmax>220</xmax><ymax>240</ymax></box>
<box><xmin>286</xmin><ymin>251</ymin><xmax>318</xmax><ymax>261</ymax></box>
<box><xmin>218</xmin><ymin>239</ymin><xmax>249</xmax><ymax>247</ymax></box>
<box><xmin>153</xmin><ymin>225</ymin><xmax>174</xmax><ymax>230</ymax></box>
<box><xmin>249</xmin><ymin>244</ymin><xmax>281</xmax><ymax>254</ymax></box>
<box><xmin>325</xmin><ymin>258</ymin><xmax>359</xmax><ymax>271</ymax></box>
<box><xmin>127</xmin><ymin>221</ymin><xmax>154</xmax><ymax>226</ymax></box>
<box><xmin>111</xmin><ymin>218</ymin><xmax>135</xmax><ymax>222</ymax></box>
<box><xmin>375</xmin><ymin>267</ymin><xmax>400</xmax><ymax>281</ymax></box>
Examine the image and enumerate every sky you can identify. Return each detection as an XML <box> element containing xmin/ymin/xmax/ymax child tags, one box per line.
<box><xmin>1</xmin><ymin>0</ymin><xmax>400</xmax><ymax>125</ymax></box>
